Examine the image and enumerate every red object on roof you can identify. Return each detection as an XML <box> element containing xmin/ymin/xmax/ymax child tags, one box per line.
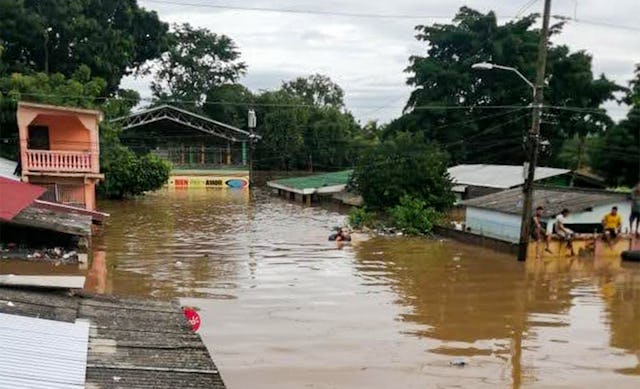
<box><xmin>0</xmin><ymin>177</ymin><xmax>46</xmax><ymax>221</ymax></box>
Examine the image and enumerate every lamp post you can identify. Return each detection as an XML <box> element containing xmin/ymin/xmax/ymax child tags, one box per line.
<box><xmin>472</xmin><ymin>60</ymin><xmax>542</xmax><ymax>261</ymax></box>
<box><xmin>471</xmin><ymin>0</ymin><xmax>552</xmax><ymax>262</ymax></box>
<box><xmin>247</xmin><ymin>109</ymin><xmax>257</xmax><ymax>188</ymax></box>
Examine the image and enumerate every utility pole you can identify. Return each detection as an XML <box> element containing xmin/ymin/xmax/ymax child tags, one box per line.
<box><xmin>43</xmin><ymin>27</ymin><xmax>52</xmax><ymax>74</ymax></box>
<box><xmin>517</xmin><ymin>0</ymin><xmax>552</xmax><ymax>261</ymax></box>
<box><xmin>248</xmin><ymin>109</ymin><xmax>257</xmax><ymax>188</ymax></box>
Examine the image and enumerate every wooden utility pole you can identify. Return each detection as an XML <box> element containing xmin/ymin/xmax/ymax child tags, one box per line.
<box><xmin>517</xmin><ymin>0</ymin><xmax>552</xmax><ymax>261</ymax></box>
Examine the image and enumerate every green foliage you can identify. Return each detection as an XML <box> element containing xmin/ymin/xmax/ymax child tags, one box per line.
<box><xmin>99</xmin><ymin>140</ymin><xmax>170</xmax><ymax>199</ymax></box>
<box><xmin>390</xmin><ymin>195</ymin><xmax>440</xmax><ymax>235</ymax></box>
<box><xmin>281</xmin><ymin>74</ymin><xmax>345</xmax><ymax>107</ymax></box>
<box><xmin>590</xmin><ymin>65</ymin><xmax>640</xmax><ymax>187</ymax></box>
<box><xmin>150</xmin><ymin>23</ymin><xmax>246</xmax><ymax>105</ymax></box>
<box><xmin>394</xmin><ymin>7</ymin><xmax>620</xmax><ymax>166</ymax></box>
<box><xmin>249</xmin><ymin>77</ymin><xmax>367</xmax><ymax>171</ymax></box>
<box><xmin>351</xmin><ymin>132</ymin><xmax>455</xmax><ymax>210</ymax></box>
<box><xmin>348</xmin><ymin>206</ymin><xmax>377</xmax><ymax>229</ymax></box>
<box><xmin>0</xmin><ymin>0</ymin><xmax>168</xmax><ymax>90</ymax></box>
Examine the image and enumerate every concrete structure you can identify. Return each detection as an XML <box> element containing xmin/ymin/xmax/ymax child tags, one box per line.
<box><xmin>267</xmin><ymin>170</ymin><xmax>352</xmax><ymax>205</ymax></box>
<box><xmin>113</xmin><ymin>105</ymin><xmax>258</xmax><ymax>188</ymax></box>
<box><xmin>17</xmin><ymin>102</ymin><xmax>104</xmax><ymax>210</ymax></box>
<box><xmin>462</xmin><ymin>186</ymin><xmax>631</xmax><ymax>243</ymax></box>
<box><xmin>448</xmin><ymin>164</ymin><xmax>571</xmax><ymax>201</ymax></box>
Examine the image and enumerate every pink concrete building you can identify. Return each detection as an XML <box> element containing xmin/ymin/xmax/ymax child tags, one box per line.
<box><xmin>17</xmin><ymin>102</ymin><xmax>104</xmax><ymax>210</ymax></box>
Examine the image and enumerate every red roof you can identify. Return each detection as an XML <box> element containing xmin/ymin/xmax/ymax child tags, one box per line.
<box><xmin>0</xmin><ymin>177</ymin><xmax>46</xmax><ymax>221</ymax></box>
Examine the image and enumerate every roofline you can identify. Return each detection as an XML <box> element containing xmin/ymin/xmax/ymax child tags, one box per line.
<box><xmin>18</xmin><ymin>101</ymin><xmax>103</xmax><ymax>120</ymax></box>
<box><xmin>463</xmin><ymin>185</ymin><xmax>628</xmax><ymax>214</ymax></box>
<box><xmin>112</xmin><ymin>104</ymin><xmax>261</xmax><ymax>139</ymax></box>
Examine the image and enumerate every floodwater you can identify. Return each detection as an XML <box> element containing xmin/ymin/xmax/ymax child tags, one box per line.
<box><xmin>3</xmin><ymin>189</ymin><xmax>640</xmax><ymax>388</ymax></box>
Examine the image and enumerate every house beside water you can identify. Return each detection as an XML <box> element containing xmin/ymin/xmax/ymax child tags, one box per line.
<box><xmin>462</xmin><ymin>186</ymin><xmax>631</xmax><ymax>243</ymax></box>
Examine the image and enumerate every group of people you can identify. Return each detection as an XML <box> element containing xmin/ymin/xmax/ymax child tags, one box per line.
<box><xmin>531</xmin><ymin>184</ymin><xmax>640</xmax><ymax>256</ymax></box>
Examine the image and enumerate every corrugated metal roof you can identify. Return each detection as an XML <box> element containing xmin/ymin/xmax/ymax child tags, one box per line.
<box><xmin>0</xmin><ymin>312</ymin><xmax>89</xmax><ymax>388</ymax></box>
<box><xmin>0</xmin><ymin>177</ymin><xmax>46</xmax><ymax>221</ymax></box>
<box><xmin>462</xmin><ymin>186</ymin><xmax>627</xmax><ymax>217</ymax></box>
<box><xmin>0</xmin><ymin>157</ymin><xmax>19</xmax><ymax>181</ymax></box>
<box><xmin>448</xmin><ymin>164</ymin><xmax>570</xmax><ymax>189</ymax></box>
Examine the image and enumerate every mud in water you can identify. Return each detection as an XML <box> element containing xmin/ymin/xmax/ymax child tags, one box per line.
<box><xmin>2</xmin><ymin>188</ymin><xmax>638</xmax><ymax>388</ymax></box>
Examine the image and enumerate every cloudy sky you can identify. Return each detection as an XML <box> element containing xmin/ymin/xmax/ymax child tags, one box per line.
<box><xmin>123</xmin><ymin>0</ymin><xmax>640</xmax><ymax>123</ymax></box>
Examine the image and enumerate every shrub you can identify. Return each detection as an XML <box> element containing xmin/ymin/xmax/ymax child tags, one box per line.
<box><xmin>390</xmin><ymin>195</ymin><xmax>440</xmax><ymax>235</ymax></box>
<box><xmin>99</xmin><ymin>143</ymin><xmax>171</xmax><ymax>199</ymax></box>
<box><xmin>348</xmin><ymin>206</ymin><xmax>377</xmax><ymax>229</ymax></box>
<box><xmin>350</xmin><ymin>132</ymin><xmax>454</xmax><ymax>211</ymax></box>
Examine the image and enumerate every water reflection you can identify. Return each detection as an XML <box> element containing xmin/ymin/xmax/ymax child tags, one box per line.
<box><xmin>8</xmin><ymin>188</ymin><xmax>636</xmax><ymax>388</ymax></box>
<box><xmin>353</xmin><ymin>238</ymin><xmax>640</xmax><ymax>387</ymax></box>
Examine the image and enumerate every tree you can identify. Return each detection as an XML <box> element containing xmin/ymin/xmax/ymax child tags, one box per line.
<box><xmin>396</xmin><ymin>7</ymin><xmax>619</xmax><ymax>165</ymax></box>
<box><xmin>150</xmin><ymin>23</ymin><xmax>246</xmax><ymax>105</ymax></box>
<box><xmin>203</xmin><ymin>84</ymin><xmax>254</xmax><ymax>129</ymax></box>
<box><xmin>350</xmin><ymin>132</ymin><xmax>454</xmax><ymax>210</ymax></box>
<box><xmin>281</xmin><ymin>74</ymin><xmax>345</xmax><ymax>107</ymax></box>
<box><xmin>590</xmin><ymin>65</ymin><xmax>640</xmax><ymax>187</ymax></box>
<box><xmin>0</xmin><ymin>0</ymin><xmax>168</xmax><ymax>91</ymax></box>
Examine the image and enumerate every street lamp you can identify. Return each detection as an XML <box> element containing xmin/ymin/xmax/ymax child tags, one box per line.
<box><xmin>472</xmin><ymin>62</ymin><xmax>535</xmax><ymax>94</ymax></box>
<box><xmin>472</xmin><ymin>61</ymin><xmax>542</xmax><ymax>261</ymax></box>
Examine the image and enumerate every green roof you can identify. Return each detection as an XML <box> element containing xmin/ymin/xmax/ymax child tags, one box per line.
<box><xmin>270</xmin><ymin>170</ymin><xmax>352</xmax><ymax>190</ymax></box>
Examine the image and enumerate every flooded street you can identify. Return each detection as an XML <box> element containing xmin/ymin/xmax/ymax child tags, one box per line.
<box><xmin>4</xmin><ymin>189</ymin><xmax>639</xmax><ymax>388</ymax></box>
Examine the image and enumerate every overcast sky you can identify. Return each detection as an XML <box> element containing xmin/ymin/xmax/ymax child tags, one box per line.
<box><xmin>123</xmin><ymin>0</ymin><xmax>640</xmax><ymax>124</ymax></box>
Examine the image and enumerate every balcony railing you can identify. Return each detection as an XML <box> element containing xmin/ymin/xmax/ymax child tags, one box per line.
<box><xmin>25</xmin><ymin>149</ymin><xmax>94</xmax><ymax>173</ymax></box>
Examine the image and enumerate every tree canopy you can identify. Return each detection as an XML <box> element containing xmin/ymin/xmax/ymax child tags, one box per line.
<box><xmin>350</xmin><ymin>132</ymin><xmax>454</xmax><ymax>210</ymax></box>
<box><xmin>590</xmin><ymin>65</ymin><xmax>640</xmax><ymax>187</ymax></box>
<box><xmin>150</xmin><ymin>23</ymin><xmax>246</xmax><ymax>105</ymax></box>
<box><xmin>392</xmin><ymin>7</ymin><xmax>620</xmax><ymax>166</ymax></box>
<box><xmin>0</xmin><ymin>0</ymin><xmax>168</xmax><ymax>91</ymax></box>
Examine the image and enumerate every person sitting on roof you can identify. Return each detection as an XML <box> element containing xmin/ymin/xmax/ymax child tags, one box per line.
<box><xmin>602</xmin><ymin>206</ymin><xmax>622</xmax><ymax>249</ymax></box>
<box><xmin>531</xmin><ymin>206</ymin><xmax>553</xmax><ymax>254</ymax></box>
<box><xmin>554</xmin><ymin>208</ymin><xmax>575</xmax><ymax>256</ymax></box>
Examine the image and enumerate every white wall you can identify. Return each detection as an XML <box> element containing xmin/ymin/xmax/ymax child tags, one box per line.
<box><xmin>465</xmin><ymin>207</ymin><xmax>522</xmax><ymax>242</ymax></box>
<box><xmin>465</xmin><ymin>201</ymin><xmax>633</xmax><ymax>243</ymax></box>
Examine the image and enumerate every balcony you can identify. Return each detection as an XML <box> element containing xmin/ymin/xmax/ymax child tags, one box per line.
<box><xmin>25</xmin><ymin>149</ymin><xmax>94</xmax><ymax>173</ymax></box>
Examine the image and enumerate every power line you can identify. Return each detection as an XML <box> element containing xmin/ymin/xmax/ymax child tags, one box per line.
<box><xmin>143</xmin><ymin>0</ymin><xmax>475</xmax><ymax>20</ymax></box>
<box><xmin>143</xmin><ymin>0</ymin><xmax>640</xmax><ymax>31</ymax></box>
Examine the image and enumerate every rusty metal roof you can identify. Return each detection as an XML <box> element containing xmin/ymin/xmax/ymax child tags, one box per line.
<box><xmin>0</xmin><ymin>312</ymin><xmax>89</xmax><ymax>388</ymax></box>
<box><xmin>0</xmin><ymin>177</ymin><xmax>45</xmax><ymax>221</ymax></box>
<box><xmin>463</xmin><ymin>186</ymin><xmax>627</xmax><ymax>218</ymax></box>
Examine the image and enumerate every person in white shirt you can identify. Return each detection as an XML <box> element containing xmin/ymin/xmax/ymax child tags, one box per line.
<box><xmin>554</xmin><ymin>208</ymin><xmax>575</xmax><ymax>256</ymax></box>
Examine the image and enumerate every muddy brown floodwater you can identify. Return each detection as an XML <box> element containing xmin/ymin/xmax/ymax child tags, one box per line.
<box><xmin>2</xmin><ymin>189</ymin><xmax>639</xmax><ymax>388</ymax></box>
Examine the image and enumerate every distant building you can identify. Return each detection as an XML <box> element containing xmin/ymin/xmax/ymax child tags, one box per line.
<box><xmin>114</xmin><ymin>105</ymin><xmax>258</xmax><ymax>189</ymax></box>
<box><xmin>17</xmin><ymin>102</ymin><xmax>104</xmax><ymax>210</ymax></box>
<box><xmin>462</xmin><ymin>186</ymin><xmax>630</xmax><ymax>243</ymax></box>
<box><xmin>448</xmin><ymin>164</ymin><xmax>571</xmax><ymax>202</ymax></box>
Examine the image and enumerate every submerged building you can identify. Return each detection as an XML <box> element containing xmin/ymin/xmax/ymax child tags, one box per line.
<box><xmin>114</xmin><ymin>105</ymin><xmax>258</xmax><ymax>189</ymax></box>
